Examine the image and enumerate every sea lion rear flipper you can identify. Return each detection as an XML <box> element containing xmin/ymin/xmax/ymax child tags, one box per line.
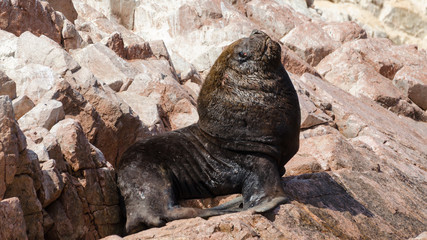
<box><xmin>164</xmin><ymin>207</ymin><xmax>239</xmax><ymax>221</ymax></box>
<box><xmin>209</xmin><ymin>196</ymin><xmax>244</xmax><ymax>211</ymax></box>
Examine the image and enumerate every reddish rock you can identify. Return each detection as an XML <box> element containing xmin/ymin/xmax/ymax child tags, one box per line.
<box><xmin>281</xmin><ymin>44</ymin><xmax>321</xmax><ymax>76</ymax></box>
<box><xmin>322</xmin><ymin>21</ymin><xmax>368</xmax><ymax>43</ymax></box>
<box><xmin>393</xmin><ymin>65</ymin><xmax>427</xmax><ymax>110</ymax></box>
<box><xmin>0</xmin><ymin>70</ymin><xmax>16</xmax><ymax>99</ymax></box>
<box><xmin>12</xmin><ymin>95</ymin><xmax>35</xmax><ymax>120</ymax></box>
<box><xmin>0</xmin><ymin>197</ymin><xmax>28</xmax><ymax>240</ymax></box>
<box><xmin>50</xmin><ymin>118</ymin><xmax>95</xmax><ymax>171</ymax></box>
<box><xmin>246</xmin><ymin>0</ymin><xmax>308</xmax><ymax>39</ymax></box>
<box><xmin>0</xmin><ymin>96</ymin><xmax>23</xmax><ymax>199</ymax></box>
<box><xmin>4</xmin><ymin>175</ymin><xmax>44</xmax><ymax>240</ymax></box>
<box><xmin>281</xmin><ymin>22</ymin><xmax>341</xmax><ymax>66</ymax></box>
<box><xmin>45</xmin><ymin>173</ymin><xmax>98</xmax><ymax>240</ymax></box>
<box><xmin>169</xmin><ymin>98</ymin><xmax>199</xmax><ymax>130</ymax></box>
<box><xmin>0</xmin><ymin>0</ymin><xmax>62</xmax><ymax>44</ymax></box>
<box><xmin>316</xmin><ymin>38</ymin><xmax>427</xmax><ymax>120</ymax></box>
<box><xmin>47</xmin><ymin>0</ymin><xmax>78</xmax><ymax>23</ymax></box>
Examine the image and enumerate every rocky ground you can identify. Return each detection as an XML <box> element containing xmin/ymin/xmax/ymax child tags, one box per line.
<box><xmin>0</xmin><ymin>0</ymin><xmax>426</xmax><ymax>239</ymax></box>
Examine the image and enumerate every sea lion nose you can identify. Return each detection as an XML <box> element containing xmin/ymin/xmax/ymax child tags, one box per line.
<box><xmin>251</xmin><ymin>29</ymin><xmax>267</xmax><ymax>37</ymax></box>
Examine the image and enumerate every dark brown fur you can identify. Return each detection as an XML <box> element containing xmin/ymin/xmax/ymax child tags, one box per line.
<box><xmin>117</xmin><ymin>30</ymin><xmax>300</xmax><ymax>235</ymax></box>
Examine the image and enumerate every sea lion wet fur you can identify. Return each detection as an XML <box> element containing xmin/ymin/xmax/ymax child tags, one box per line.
<box><xmin>117</xmin><ymin>30</ymin><xmax>301</xmax><ymax>234</ymax></box>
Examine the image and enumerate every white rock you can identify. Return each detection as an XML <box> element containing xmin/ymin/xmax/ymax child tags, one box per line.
<box><xmin>18</xmin><ymin>100</ymin><xmax>65</xmax><ymax>131</ymax></box>
<box><xmin>15</xmin><ymin>31</ymin><xmax>80</xmax><ymax>75</ymax></box>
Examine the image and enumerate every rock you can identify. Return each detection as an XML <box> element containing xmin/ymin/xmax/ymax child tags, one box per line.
<box><xmin>409</xmin><ymin>232</ymin><xmax>427</xmax><ymax>240</ymax></box>
<box><xmin>47</xmin><ymin>0</ymin><xmax>78</xmax><ymax>23</ymax></box>
<box><xmin>105</xmin><ymin>32</ymin><xmax>127</xmax><ymax>59</ymax></box>
<box><xmin>117</xmin><ymin>91</ymin><xmax>166</xmax><ymax>134</ymax></box>
<box><xmin>0</xmin><ymin>30</ymin><xmax>18</xmax><ymax>61</ymax></box>
<box><xmin>125</xmin><ymin>58</ymin><xmax>195</xmax><ymax>131</ymax></box>
<box><xmin>286</xmin><ymin>133</ymin><xmax>376</xmax><ymax>176</ymax></box>
<box><xmin>5</xmin><ymin>63</ymin><xmax>59</xmax><ymax>104</ymax></box>
<box><xmin>4</xmin><ymin>175</ymin><xmax>44</xmax><ymax>240</ymax></box>
<box><xmin>15</xmin><ymin>31</ymin><xmax>80</xmax><ymax>76</ymax></box>
<box><xmin>379</xmin><ymin>1</ymin><xmax>427</xmax><ymax>41</ymax></box>
<box><xmin>45</xmin><ymin>173</ymin><xmax>97</xmax><ymax>240</ymax></box>
<box><xmin>246</xmin><ymin>0</ymin><xmax>307</xmax><ymax>39</ymax></box>
<box><xmin>18</xmin><ymin>100</ymin><xmax>65</xmax><ymax>131</ymax></box>
<box><xmin>62</xmin><ymin>19</ymin><xmax>84</xmax><ymax>50</ymax></box>
<box><xmin>0</xmin><ymin>197</ymin><xmax>28</xmax><ymax>240</ymax></box>
<box><xmin>71</xmin><ymin>42</ymin><xmax>136</xmax><ymax>91</ymax></box>
<box><xmin>0</xmin><ymin>0</ymin><xmax>62</xmax><ymax>44</ymax></box>
<box><xmin>281</xmin><ymin>44</ymin><xmax>321</xmax><ymax>77</ymax></box>
<box><xmin>281</xmin><ymin>22</ymin><xmax>340</xmax><ymax>66</ymax></box>
<box><xmin>169</xmin><ymin>98</ymin><xmax>199</xmax><ymax>130</ymax></box>
<box><xmin>50</xmin><ymin>118</ymin><xmax>95</xmax><ymax>171</ymax></box>
<box><xmin>68</xmin><ymin>68</ymin><xmax>144</xmax><ymax>167</ymax></box>
<box><xmin>72</xmin><ymin>0</ymin><xmax>144</xmax><ymax>45</ymax></box>
<box><xmin>12</xmin><ymin>95</ymin><xmax>35</xmax><ymax>120</ymax></box>
<box><xmin>0</xmin><ymin>70</ymin><xmax>16</xmax><ymax>99</ymax></box>
<box><xmin>24</xmin><ymin>127</ymin><xmax>67</xmax><ymax>171</ymax></box>
<box><xmin>125</xmin><ymin>212</ymin><xmax>285</xmax><ymax>240</ymax></box>
<box><xmin>316</xmin><ymin>38</ymin><xmax>427</xmax><ymax>120</ymax></box>
<box><xmin>39</xmin><ymin>160</ymin><xmax>65</xmax><ymax>207</ymax></box>
<box><xmin>393</xmin><ymin>65</ymin><xmax>427</xmax><ymax>110</ymax></box>
<box><xmin>321</xmin><ymin>21</ymin><xmax>368</xmax><ymax>43</ymax></box>
<box><xmin>0</xmin><ymin>96</ymin><xmax>23</xmax><ymax>199</ymax></box>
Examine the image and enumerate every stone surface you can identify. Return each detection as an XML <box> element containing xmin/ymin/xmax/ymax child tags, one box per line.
<box><xmin>12</xmin><ymin>95</ymin><xmax>35</xmax><ymax>120</ymax></box>
<box><xmin>0</xmin><ymin>70</ymin><xmax>16</xmax><ymax>99</ymax></box>
<box><xmin>15</xmin><ymin>31</ymin><xmax>80</xmax><ymax>76</ymax></box>
<box><xmin>18</xmin><ymin>100</ymin><xmax>65</xmax><ymax>131</ymax></box>
<box><xmin>47</xmin><ymin>0</ymin><xmax>78</xmax><ymax>23</ymax></box>
<box><xmin>281</xmin><ymin>22</ymin><xmax>341</xmax><ymax>66</ymax></box>
<box><xmin>0</xmin><ymin>96</ymin><xmax>22</xmax><ymax>199</ymax></box>
<box><xmin>50</xmin><ymin>118</ymin><xmax>95</xmax><ymax>171</ymax></box>
<box><xmin>316</xmin><ymin>38</ymin><xmax>427</xmax><ymax>121</ymax></box>
<box><xmin>0</xmin><ymin>0</ymin><xmax>62</xmax><ymax>44</ymax></box>
<box><xmin>0</xmin><ymin>197</ymin><xmax>28</xmax><ymax>240</ymax></box>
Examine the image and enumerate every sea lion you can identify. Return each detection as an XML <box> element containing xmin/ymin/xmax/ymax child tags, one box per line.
<box><xmin>117</xmin><ymin>30</ymin><xmax>301</xmax><ymax>235</ymax></box>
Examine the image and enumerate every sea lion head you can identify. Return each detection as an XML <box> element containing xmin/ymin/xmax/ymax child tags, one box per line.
<box><xmin>227</xmin><ymin>29</ymin><xmax>282</xmax><ymax>74</ymax></box>
<box><xmin>197</xmin><ymin>30</ymin><xmax>300</xmax><ymax>167</ymax></box>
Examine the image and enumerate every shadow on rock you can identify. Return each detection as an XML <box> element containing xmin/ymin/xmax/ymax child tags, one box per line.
<box><xmin>280</xmin><ymin>172</ymin><xmax>373</xmax><ymax>217</ymax></box>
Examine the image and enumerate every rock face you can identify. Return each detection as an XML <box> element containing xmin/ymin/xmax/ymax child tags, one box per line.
<box><xmin>0</xmin><ymin>0</ymin><xmax>426</xmax><ymax>239</ymax></box>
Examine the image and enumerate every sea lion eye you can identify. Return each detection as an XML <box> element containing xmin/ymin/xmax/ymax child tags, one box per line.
<box><xmin>239</xmin><ymin>51</ymin><xmax>248</xmax><ymax>58</ymax></box>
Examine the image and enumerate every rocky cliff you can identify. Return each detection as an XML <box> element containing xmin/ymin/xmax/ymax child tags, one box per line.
<box><xmin>0</xmin><ymin>0</ymin><xmax>426</xmax><ymax>239</ymax></box>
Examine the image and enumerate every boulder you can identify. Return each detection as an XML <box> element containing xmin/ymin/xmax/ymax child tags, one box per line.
<box><xmin>0</xmin><ymin>70</ymin><xmax>16</xmax><ymax>99</ymax></box>
<box><xmin>18</xmin><ymin>100</ymin><xmax>65</xmax><ymax>131</ymax></box>
<box><xmin>246</xmin><ymin>0</ymin><xmax>308</xmax><ymax>39</ymax></box>
<box><xmin>0</xmin><ymin>0</ymin><xmax>62</xmax><ymax>44</ymax></box>
<box><xmin>15</xmin><ymin>31</ymin><xmax>80</xmax><ymax>76</ymax></box>
<box><xmin>39</xmin><ymin>160</ymin><xmax>65</xmax><ymax>207</ymax></box>
<box><xmin>24</xmin><ymin>127</ymin><xmax>67</xmax><ymax>171</ymax></box>
<box><xmin>0</xmin><ymin>197</ymin><xmax>27</xmax><ymax>240</ymax></box>
<box><xmin>47</xmin><ymin>0</ymin><xmax>78</xmax><ymax>23</ymax></box>
<box><xmin>316</xmin><ymin>38</ymin><xmax>427</xmax><ymax>120</ymax></box>
<box><xmin>281</xmin><ymin>22</ymin><xmax>341</xmax><ymax>66</ymax></box>
<box><xmin>393</xmin><ymin>65</ymin><xmax>427</xmax><ymax>110</ymax></box>
<box><xmin>12</xmin><ymin>95</ymin><xmax>35</xmax><ymax>120</ymax></box>
<box><xmin>0</xmin><ymin>30</ymin><xmax>18</xmax><ymax>61</ymax></box>
<box><xmin>50</xmin><ymin>118</ymin><xmax>95</xmax><ymax>171</ymax></box>
<box><xmin>4</xmin><ymin>175</ymin><xmax>44</xmax><ymax>240</ymax></box>
<box><xmin>321</xmin><ymin>21</ymin><xmax>368</xmax><ymax>43</ymax></box>
<box><xmin>0</xmin><ymin>96</ymin><xmax>24</xmax><ymax>199</ymax></box>
<box><xmin>71</xmin><ymin>42</ymin><xmax>136</xmax><ymax>92</ymax></box>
